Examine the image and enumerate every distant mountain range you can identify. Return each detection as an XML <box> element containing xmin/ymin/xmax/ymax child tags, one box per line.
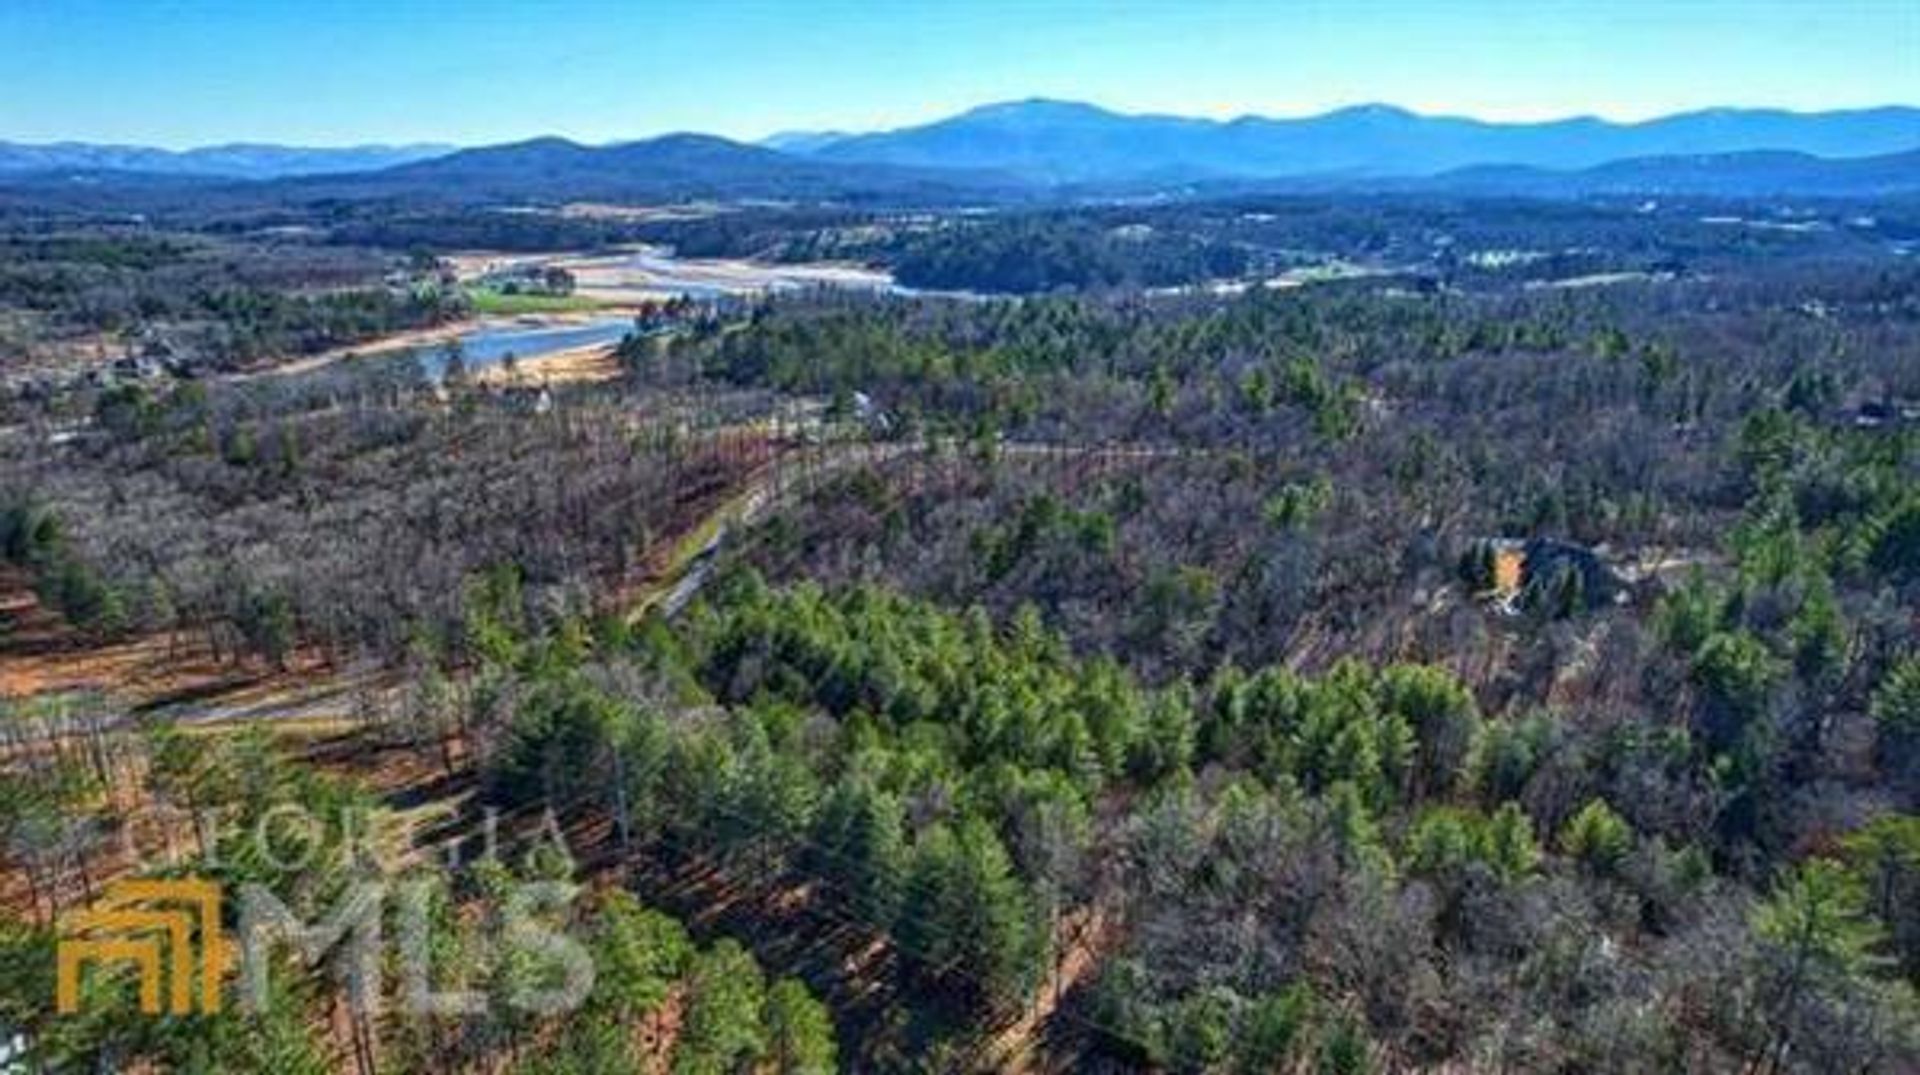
<box><xmin>790</xmin><ymin>99</ymin><xmax>1920</xmax><ymax>185</ymax></box>
<box><xmin>3</xmin><ymin>100</ymin><xmax>1917</xmax><ymax>204</ymax></box>
<box><xmin>0</xmin><ymin>141</ymin><xmax>455</xmax><ymax>180</ymax></box>
<box><xmin>364</xmin><ymin>102</ymin><xmax>1914</xmax><ymax>201</ymax></box>
<box><xmin>760</xmin><ymin>130</ymin><xmax>854</xmax><ymax>154</ymax></box>
<box><xmin>1428</xmin><ymin>147</ymin><xmax>1920</xmax><ymax>199</ymax></box>
<box><xmin>274</xmin><ymin>133</ymin><xmax>1014</xmax><ymax>204</ymax></box>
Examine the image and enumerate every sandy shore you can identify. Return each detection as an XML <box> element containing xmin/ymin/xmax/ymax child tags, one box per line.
<box><xmin>261</xmin><ymin>319</ymin><xmax>482</xmax><ymax>377</ymax></box>
<box><xmin>255</xmin><ymin>309</ymin><xmax>641</xmax><ymax>380</ymax></box>
<box><xmin>558</xmin><ymin>249</ymin><xmax>893</xmax><ymax>301</ymax></box>
<box><xmin>471</xmin><ymin>341</ymin><xmax>623</xmax><ymax>386</ymax></box>
<box><xmin>446</xmin><ymin>245</ymin><xmax>893</xmax><ymax>303</ymax></box>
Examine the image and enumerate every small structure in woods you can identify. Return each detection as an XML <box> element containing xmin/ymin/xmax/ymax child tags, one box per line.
<box><xmin>1467</xmin><ymin>537</ymin><xmax>1627</xmax><ymax>615</ymax></box>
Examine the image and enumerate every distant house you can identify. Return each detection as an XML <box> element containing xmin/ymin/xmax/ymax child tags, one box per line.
<box><xmin>476</xmin><ymin>381</ymin><xmax>556</xmax><ymax>416</ymax></box>
<box><xmin>848</xmin><ymin>390</ymin><xmax>894</xmax><ymax>435</ymax></box>
<box><xmin>1851</xmin><ymin>399</ymin><xmax>1920</xmax><ymax>430</ymax></box>
<box><xmin>1522</xmin><ymin>539</ymin><xmax>1628</xmax><ymax>607</ymax></box>
<box><xmin>111</xmin><ymin>355</ymin><xmax>166</xmax><ymax>381</ymax></box>
<box><xmin>1491</xmin><ymin>541</ymin><xmax>1525</xmax><ymax>594</ymax></box>
<box><xmin>477</xmin><ymin>263</ymin><xmax>576</xmax><ymax>297</ymax></box>
<box><xmin>1473</xmin><ymin>537</ymin><xmax>1627</xmax><ymax>614</ymax></box>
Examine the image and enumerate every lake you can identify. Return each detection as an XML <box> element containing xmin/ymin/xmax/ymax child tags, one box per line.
<box><xmin>409</xmin><ymin>316</ymin><xmax>635</xmax><ymax>378</ymax></box>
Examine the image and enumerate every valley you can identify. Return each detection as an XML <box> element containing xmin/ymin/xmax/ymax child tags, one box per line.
<box><xmin>0</xmin><ymin>53</ymin><xmax>1916</xmax><ymax>1075</ymax></box>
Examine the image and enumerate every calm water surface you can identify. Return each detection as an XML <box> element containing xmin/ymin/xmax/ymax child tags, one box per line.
<box><xmin>408</xmin><ymin>317</ymin><xmax>634</xmax><ymax>378</ymax></box>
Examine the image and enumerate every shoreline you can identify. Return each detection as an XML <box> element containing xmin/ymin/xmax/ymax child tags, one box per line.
<box><xmin>470</xmin><ymin>340</ymin><xmax>624</xmax><ymax>386</ymax></box>
<box><xmin>253</xmin><ymin>308</ymin><xmax>642</xmax><ymax>380</ymax></box>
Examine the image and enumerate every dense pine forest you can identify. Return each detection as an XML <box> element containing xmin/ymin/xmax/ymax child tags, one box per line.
<box><xmin>1</xmin><ymin>188</ymin><xmax>1917</xmax><ymax>1074</ymax></box>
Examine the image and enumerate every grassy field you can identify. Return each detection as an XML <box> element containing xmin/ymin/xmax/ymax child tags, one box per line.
<box><xmin>463</xmin><ymin>286</ymin><xmax>609</xmax><ymax>315</ymax></box>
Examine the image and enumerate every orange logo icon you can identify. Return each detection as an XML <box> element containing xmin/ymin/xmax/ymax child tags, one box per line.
<box><xmin>55</xmin><ymin>878</ymin><xmax>225</xmax><ymax>1016</ymax></box>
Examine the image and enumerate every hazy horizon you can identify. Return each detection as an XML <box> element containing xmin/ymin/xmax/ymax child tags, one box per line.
<box><xmin>4</xmin><ymin>96</ymin><xmax>1918</xmax><ymax>154</ymax></box>
<box><xmin>4</xmin><ymin>0</ymin><xmax>1916</xmax><ymax>149</ymax></box>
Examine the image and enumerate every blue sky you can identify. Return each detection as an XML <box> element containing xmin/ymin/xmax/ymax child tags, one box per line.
<box><xmin>3</xmin><ymin>0</ymin><xmax>1915</xmax><ymax>148</ymax></box>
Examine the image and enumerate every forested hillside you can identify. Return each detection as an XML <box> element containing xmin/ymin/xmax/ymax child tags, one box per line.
<box><xmin>1</xmin><ymin>189</ymin><xmax>1916</xmax><ymax>1073</ymax></box>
